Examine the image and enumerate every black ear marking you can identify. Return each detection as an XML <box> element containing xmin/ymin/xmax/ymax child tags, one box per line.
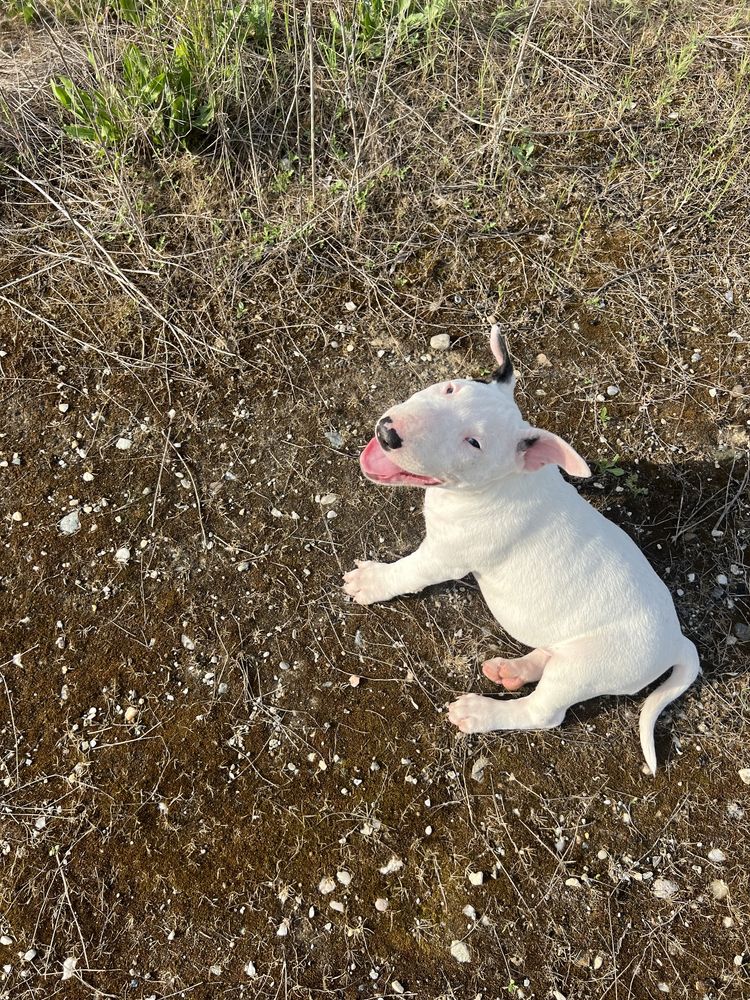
<box><xmin>517</xmin><ymin>435</ymin><xmax>540</xmax><ymax>453</ymax></box>
<box><xmin>491</xmin><ymin>334</ymin><xmax>514</xmax><ymax>384</ymax></box>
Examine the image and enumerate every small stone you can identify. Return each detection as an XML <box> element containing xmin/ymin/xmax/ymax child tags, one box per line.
<box><xmin>329</xmin><ymin>900</ymin><xmax>344</xmax><ymax>913</ymax></box>
<box><xmin>723</xmin><ymin>916</ymin><xmax>734</xmax><ymax>928</ymax></box>
<box><xmin>450</xmin><ymin>940</ymin><xmax>471</xmax><ymax>963</ymax></box>
<box><xmin>124</xmin><ymin>706</ymin><xmax>138</xmax><ymax>723</ymax></box>
<box><xmin>593</xmin><ymin>955</ymin><xmax>603</xmax><ymax>971</ymax></box>
<box><xmin>276</xmin><ymin>918</ymin><xmax>289</xmax><ymax>936</ymax></box>
<box><xmin>115</xmin><ymin>437</ymin><xmax>132</xmax><ymax>450</ymax></box>
<box><xmin>344</xmin><ymin>301</ymin><xmax>357</xmax><ymax>312</ymax></box>
<box><xmin>565</xmin><ymin>877</ymin><xmax>581</xmax><ymax>888</ymax></box>
<box><xmin>23</xmin><ymin>949</ymin><xmax>37</xmax><ymax>962</ymax></box>
<box><xmin>430</xmin><ymin>333</ymin><xmax>451</xmax><ymax>352</ymax></box>
<box><xmin>536</xmin><ymin>353</ymin><xmax>552</xmax><ymax>367</ymax></box>
<box><xmin>739</xmin><ymin>770</ymin><xmax>750</xmax><ymax>785</ymax></box>
<box><xmin>379</xmin><ymin>856</ymin><xmax>404</xmax><ymax>875</ymax></box>
<box><xmin>62</xmin><ymin>956</ymin><xmax>77</xmax><ymax>980</ymax></box>
<box><xmin>652</xmin><ymin>878</ymin><xmax>678</xmax><ymax>900</ymax></box>
<box><xmin>606</xmin><ymin>385</ymin><xmax>620</xmax><ymax>396</ymax></box>
<box><xmin>82</xmin><ymin>472</ymin><xmax>94</xmax><ymax>482</ymax></box>
<box><xmin>468</xmin><ymin>871</ymin><xmax>484</xmax><ymax>886</ymax></box>
<box><xmin>336</xmin><ymin>871</ymin><xmax>352</xmax><ymax>886</ymax></box>
<box><xmin>34</xmin><ymin>816</ymin><xmax>46</xmax><ymax>830</ymax></box>
<box><xmin>471</xmin><ymin>755</ymin><xmax>489</xmax><ymax>782</ymax></box>
<box><xmin>716</xmin><ymin>574</ymin><xmax>728</xmax><ymax>586</ymax></box>
<box><xmin>348</xmin><ymin>674</ymin><xmax>360</xmax><ymax>688</ymax></box>
<box><xmin>58</xmin><ymin>510</ymin><xmax>81</xmax><ymax>534</ymax></box>
<box><xmin>391</xmin><ymin>982</ymin><xmax>405</xmax><ymax>995</ymax></box>
<box><xmin>727</xmin><ymin>801</ymin><xmax>745</xmax><ymax>819</ymax></box>
<box><xmin>244</xmin><ymin>961</ymin><xmax>257</xmax><ymax>977</ymax></box>
<box><xmin>181</xmin><ymin>634</ymin><xmax>195</xmax><ymax>651</ymax></box>
<box><xmin>0</xmin><ymin>936</ymin><xmax>12</xmax><ymax>946</ymax></box>
<box><xmin>374</xmin><ymin>898</ymin><xmax>388</xmax><ymax>912</ymax></box>
<box><xmin>708</xmin><ymin>848</ymin><xmax>726</xmax><ymax>864</ymax></box>
<box><xmin>318</xmin><ymin>877</ymin><xmax>336</xmax><ymax>895</ymax></box>
<box><xmin>58</xmin><ymin>402</ymin><xmax>69</xmax><ymax>413</ymax></box>
<box><xmin>114</xmin><ymin>546</ymin><xmax>131</xmax><ymax>565</ymax></box>
<box><xmin>709</xmin><ymin>879</ymin><xmax>729</xmax><ymax>901</ymax></box>
<box><xmin>210</xmin><ymin>965</ymin><xmax>222</xmax><ymax>976</ymax></box>
<box><xmin>462</xmin><ymin>904</ymin><xmax>477</xmax><ymax>919</ymax></box>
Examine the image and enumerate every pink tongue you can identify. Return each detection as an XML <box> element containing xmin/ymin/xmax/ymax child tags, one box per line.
<box><xmin>359</xmin><ymin>437</ymin><xmax>441</xmax><ymax>487</ymax></box>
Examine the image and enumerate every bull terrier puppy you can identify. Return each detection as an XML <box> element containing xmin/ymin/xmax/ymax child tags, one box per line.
<box><xmin>343</xmin><ymin>329</ymin><xmax>700</xmax><ymax>773</ymax></box>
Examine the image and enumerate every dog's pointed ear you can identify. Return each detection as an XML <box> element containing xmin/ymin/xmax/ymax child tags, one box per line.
<box><xmin>516</xmin><ymin>430</ymin><xmax>591</xmax><ymax>478</ymax></box>
<box><xmin>489</xmin><ymin>325</ymin><xmax>515</xmax><ymax>387</ymax></box>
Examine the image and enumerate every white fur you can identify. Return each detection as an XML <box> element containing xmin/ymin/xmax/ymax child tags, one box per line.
<box><xmin>344</xmin><ymin>332</ymin><xmax>700</xmax><ymax>773</ymax></box>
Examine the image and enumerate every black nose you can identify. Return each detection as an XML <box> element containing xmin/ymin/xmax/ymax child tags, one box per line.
<box><xmin>376</xmin><ymin>416</ymin><xmax>402</xmax><ymax>450</ymax></box>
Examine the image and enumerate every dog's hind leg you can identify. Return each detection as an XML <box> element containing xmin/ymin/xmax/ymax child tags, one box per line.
<box><xmin>482</xmin><ymin>648</ymin><xmax>550</xmax><ymax>691</ymax></box>
<box><xmin>449</xmin><ymin>654</ymin><xmax>576</xmax><ymax>734</ymax></box>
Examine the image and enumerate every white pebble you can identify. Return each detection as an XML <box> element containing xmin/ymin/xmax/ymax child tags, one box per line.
<box><xmin>392</xmin><ymin>982</ymin><xmax>405</xmax><ymax>995</ymax></box>
<box><xmin>114</xmin><ymin>546</ymin><xmax>131</xmax><ymax>565</ymax></box>
<box><xmin>738</xmin><ymin>769</ymin><xmax>750</xmax><ymax>785</ymax></box>
<box><xmin>593</xmin><ymin>955</ymin><xmax>603</xmax><ymax>971</ymax></box>
<box><xmin>62</xmin><ymin>956</ymin><xmax>77</xmax><ymax>980</ymax></box>
<box><xmin>181</xmin><ymin>634</ymin><xmax>195</xmax><ymax>651</ymax></box>
<box><xmin>709</xmin><ymin>879</ymin><xmax>729</xmax><ymax>901</ymax></box>
<box><xmin>375</xmin><ymin>898</ymin><xmax>388</xmax><ymax>912</ymax></box>
<box><xmin>450</xmin><ymin>940</ymin><xmax>471</xmax><ymax>963</ymax></box>
<box><xmin>348</xmin><ymin>674</ymin><xmax>360</xmax><ymax>688</ymax></box>
<box><xmin>124</xmin><ymin>706</ymin><xmax>138</xmax><ymax>723</ymax></box>
<box><xmin>23</xmin><ymin>949</ymin><xmax>37</xmax><ymax>962</ymax></box>
<box><xmin>606</xmin><ymin>385</ymin><xmax>620</xmax><ymax>396</ymax></box>
<box><xmin>58</xmin><ymin>510</ymin><xmax>81</xmax><ymax>534</ymax></box>
<box><xmin>210</xmin><ymin>965</ymin><xmax>222</xmax><ymax>976</ymax></box>
<box><xmin>115</xmin><ymin>437</ymin><xmax>132</xmax><ymax>450</ymax></box>
<box><xmin>379</xmin><ymin>856</ymin><xmax>403</xmax><ymax>875</ymax></box>
<box><xmin>0</xmin><ymin>936</ymin><xmax>12</xmax><ymax>946</ymax></box>
<box><xmin>276</xmin><ymin>918</ymin><xmax>289</xmax><ymax>936</ymax></box>
<box><xmin>58</xmin><ymin>402</ymin><xmax>69</xmax><ymax>413</ymax></box>
<box><xmin>336</xmin><ymin>871</ymin><xmax>352</xmax><ymax>886</ymax></box>
<box><xmin>708</xmin><ymin>848</ymin><xmax>726</xmax><ymax>863</ymax></box>
<box><xmin>652</xmin><ymin>878</ymin><xmax>678</xmax><ymax>900</ymax></box>
<box><xmin>708</xmin><ymin>387</ymin><xmax>717</xmax><ymax>398</ymax></box>
<box><xmin>318</xmin><ymin>877</ymin><xmax>336</xmax><ymax>895</ymax></box>
<box><xmin>468</xmin><ymin>871</ymin><xmax>483</xmax><ymax>886</ymax></box>
<box><xmin>82</xmin><ymin>472</ymin><xmax>94</xmax><ymax>482</ymax></box>
<box><xmin>716</xmin><ymin>574</ymin><xmax>728</xmax><ymax>586</ymax></box>
<box><xmin>244</xmin><ymin>960</ymin><xmax>257</xmax><ymax>977</ymax></box>
<box><xmin>462</xmin><ymin>904</ymin><xmax>477</xmax><ymax>920</ymax></box>
<box><xmin>344</xmin><ymin>301</ymin><xmax>357</xmax><ymax>312</ymax></box>
<box><xmin>430</xmin><ymin>333</ymin><xmax>451</xmax><ymax>351</ymax></box>
<box><xmin>329</xmin><ymin>900</ymin><xmax>344</xmax><ymax>913</ymax></box>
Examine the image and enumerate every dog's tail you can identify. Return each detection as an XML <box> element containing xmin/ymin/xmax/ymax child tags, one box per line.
<box><xmin>639</xmin><ymin>638</ymin><xmax>701</xmax><ymax>775</ymax></box>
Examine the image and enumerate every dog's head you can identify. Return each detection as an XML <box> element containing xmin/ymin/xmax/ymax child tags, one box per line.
<box><xmin>360</xmin><ymin>328</ymin><xmax>591</xmax><ymax>490</ymax></box>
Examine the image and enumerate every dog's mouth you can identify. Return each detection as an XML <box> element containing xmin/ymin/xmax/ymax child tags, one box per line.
<box><xmin>360</xmin><ymin>437</ymin><xmax>443</xmax><ymax>488</ymax></box>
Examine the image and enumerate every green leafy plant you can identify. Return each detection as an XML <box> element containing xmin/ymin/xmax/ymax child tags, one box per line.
<box><xmin>50</xmin><ymin>1</ymin><xmax>272</xmax><ymax>148</ymax></box>
<box><xmin>323</xmin><ymin>0</ymin><xmax>449</xmax><ymax>67</ymax></box>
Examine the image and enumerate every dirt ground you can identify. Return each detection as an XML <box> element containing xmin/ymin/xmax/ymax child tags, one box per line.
<box><xmin>1</xmin><ymin>3</ymin><xmax>750</xmax><ymax>998</ymax></box>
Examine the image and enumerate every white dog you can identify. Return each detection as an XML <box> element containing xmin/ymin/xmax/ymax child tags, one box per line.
<box><xmin>343</xmin><ymin>329</ymin><xmax>700</xmax><ymax>773</ymax></box>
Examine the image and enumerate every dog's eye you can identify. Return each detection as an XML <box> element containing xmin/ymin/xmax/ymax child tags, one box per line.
<box><xmin>466</xmin><ymin>437</ymin><xmax>481</xmax><ymax>450</ymax></box>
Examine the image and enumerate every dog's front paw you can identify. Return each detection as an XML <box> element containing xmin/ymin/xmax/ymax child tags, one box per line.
<box><xmin>342</xmin><ymin>560</ymin><xmax>395</xmax><ymax>605</ymax></box>
<box><xmin>448</xmin><ymin>693</ymin><xmax>505</xmax><ymax>734</ymax></box>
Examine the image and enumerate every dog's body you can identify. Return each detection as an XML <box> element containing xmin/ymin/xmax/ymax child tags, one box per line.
<box><xmin>344</xmin><ymin>330</ymin><xmax>699</xmax><ymax>773</ymax></box>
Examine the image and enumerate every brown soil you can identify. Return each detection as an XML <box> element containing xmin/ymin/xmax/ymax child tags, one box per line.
<box><xmin>1</xmin><ymin>4</ymin><xmax>749</xmax><ymax>998</ymax></box>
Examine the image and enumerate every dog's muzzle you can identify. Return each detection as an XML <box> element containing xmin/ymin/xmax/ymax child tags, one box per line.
<box><xmin>376</xmin><ymin>417</ymin><xmax>402</xmax><ymax>450</ymax></box>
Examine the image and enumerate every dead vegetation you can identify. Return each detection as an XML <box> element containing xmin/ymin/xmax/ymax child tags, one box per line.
<box><xmin>0</xmin><ymin>1</ymin><xmax>749</xmax><ymax>997</ymax></box>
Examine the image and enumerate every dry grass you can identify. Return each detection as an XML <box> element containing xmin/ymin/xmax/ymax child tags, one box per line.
<box><xmin>0</xmin><ymin>1</ymin><xmax>749</xmax><ymax>997</ymax></box>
